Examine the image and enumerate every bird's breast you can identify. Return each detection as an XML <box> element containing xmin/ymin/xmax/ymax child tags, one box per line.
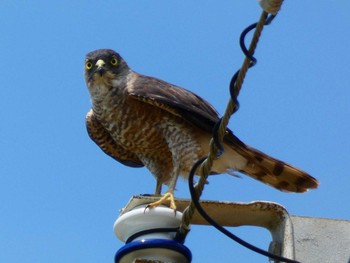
<box><xmin>90</xmin><ymin>84</ymin><xmax>206</xmax><ymax>180</ymax></box>
<box><xmin>94</xmin><ymin>93</ymin><xmax>165</xmax><ymax>150</ymax></box>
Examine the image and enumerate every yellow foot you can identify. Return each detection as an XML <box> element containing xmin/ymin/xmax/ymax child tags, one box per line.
<box><xmin>147</xmin><ymin>192</ymin><xmax>176</xmax><ymax>210</ymax></box>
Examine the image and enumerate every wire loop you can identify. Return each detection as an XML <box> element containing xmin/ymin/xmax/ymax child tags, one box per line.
<box><xmin>212</xmin><ymin>118</ymin><xmax>225</xmax><ymax>157</ymax></box>
<box><xmin>177</xmin><ymin>7</ymin><xmax>298</xmax><ymax>263</ymax></box>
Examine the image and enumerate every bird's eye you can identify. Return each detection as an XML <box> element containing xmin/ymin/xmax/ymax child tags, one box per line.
<box><xmin>110</xmin><ymin>58</ymin><xmax>118</xmax><ymax>66</ymax></box>
<box><xmin>85</xmin><ymin>61</ymin><xmax>93</xmax><ymax>70</ymax></box>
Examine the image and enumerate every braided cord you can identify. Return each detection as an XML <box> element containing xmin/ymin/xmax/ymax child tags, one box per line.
<box><xmin>177</xmin><ymin>10</ymin><xmax>270</xmax><ymax>240</ymax></box>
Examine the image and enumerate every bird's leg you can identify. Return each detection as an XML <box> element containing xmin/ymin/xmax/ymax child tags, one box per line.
<box><xmin>154</xmin><ymin>179</ymin><xmax>162</xmax><ymax>195</ymax></box>
<box><xmin>147</xmin><ymin>168</ymin><xmax>180</xmax><ymax>210</ymax></box>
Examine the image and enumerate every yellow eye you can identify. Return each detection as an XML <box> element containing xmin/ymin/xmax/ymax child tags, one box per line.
<box><xmin>110</xmin><ymin>58</ymin><xmax>118</xmax><ymax>66</ymax></box>
<box><xmin>85</xmin><ymin>61</ymin><xmax>93</xmax><ymax>70</ymax></box>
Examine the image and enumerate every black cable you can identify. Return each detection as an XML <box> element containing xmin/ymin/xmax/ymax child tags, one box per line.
<box><xmin>239</xmin><ymin>13</ymin><xmax>275</xmax><ymax>66</ymax></box>
<box><xmin>230</xmin><ymin>13</ymin><xmax>276</xmax><ymax>104</ymax></box>
<box><xmin>188</xmin><ymin>157</ymin><xmax>301</xmax><ymax>263</ymax></box>
<box><xmin>211</xmin><ymin>118</ymin><xmax>225</xmax><ymax>158</ymax></box>
<box><xmin>229</xmin><ymin>70</ymin><xmax>241</xmax><ymax>114</ymax></box>
<box><xmin>186</xmin><ymin>13</ymin><xmax>302</xmax><ymax>263</ymax></box>
<box><xmin>239</xmin><ymin>22</ymin><xmax>258</xmax><ymax>67</ymax></box>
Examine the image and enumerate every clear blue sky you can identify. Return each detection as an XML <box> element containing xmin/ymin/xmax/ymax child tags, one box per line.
<box><xmin>1</xmin><ymin>1</ymin><xmax>349</xmax><ymax>262</ymax></box>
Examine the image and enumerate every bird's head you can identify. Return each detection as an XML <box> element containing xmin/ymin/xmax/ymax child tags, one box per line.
<box><xmin>84</xmin><ymin>49</ymin><xmax>129</xmax><ymax>91</ymax></box>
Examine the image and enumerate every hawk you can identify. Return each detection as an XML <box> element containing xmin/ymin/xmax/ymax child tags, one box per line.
<box><xmin>84</xmin><ymin>49</ymin><xmax>318</xmax><ymax>209</ymax></box>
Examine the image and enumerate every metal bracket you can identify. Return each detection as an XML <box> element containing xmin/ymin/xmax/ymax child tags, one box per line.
<box><xmin>120</xmin><ymin>195</ymin><xmax>296</xmax><ymax>261</ymax></box>
<box><xmin>119</xmin><ymin>196</ymin><xmax>350</xmax><ymax>263</ymax></box>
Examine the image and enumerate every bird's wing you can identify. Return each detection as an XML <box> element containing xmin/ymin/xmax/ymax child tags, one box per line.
<box><xmin>128</xmin><ymin>74</ymin><xmax>220</xmax><ymax>133</ymax></box>
<box><xmin>127</xmin><ymin>74</ymin><xmax>319</xmax><ymax>192</ymax></box>
<box><xmin>86</xmin><ymin>109</ymin><xmax>144</xmax><ymax>168</ymax></box>
<box><xmin>127</xmin><ymin>74</ymin><xmax>253</xmax><ymax>160</ymax></box>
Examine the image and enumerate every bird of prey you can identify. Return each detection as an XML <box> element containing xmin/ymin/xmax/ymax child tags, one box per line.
<box><xmin>84</xmin><ymin>49</ymin><xmax>318</xmax><ymax>209</ymax></box>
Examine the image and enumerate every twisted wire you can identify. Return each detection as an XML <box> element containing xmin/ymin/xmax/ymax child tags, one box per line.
<box><xmin>172</xmin><ymin>4</ymin><xmax>301</xmax><ymax>262</ymax></box>
<box><xmin>177</xmin><ymin>10</ymin><xmax>270</xmax><ymax>240</ymax></box>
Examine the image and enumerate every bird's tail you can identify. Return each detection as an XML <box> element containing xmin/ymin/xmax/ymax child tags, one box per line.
<box><xmin>223</xmin><ymin>133</ymin><xmax>319</xmax><ymax>193</ymax></box>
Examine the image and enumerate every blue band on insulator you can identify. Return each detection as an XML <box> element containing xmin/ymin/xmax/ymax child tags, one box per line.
<box><xmin>115</xmin><ymin>239</ymin><xmax>192</xmax><ymax>263</ymax></box>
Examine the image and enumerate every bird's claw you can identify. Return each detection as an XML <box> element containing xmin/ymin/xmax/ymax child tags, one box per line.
<box><xmin>145</xmin><ymin>192</ymin><xmax>177</xmax><ymax>211</ymax></box>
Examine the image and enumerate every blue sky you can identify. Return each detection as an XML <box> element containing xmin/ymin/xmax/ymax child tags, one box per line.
<box><xmin>1</xmin><ymin>1</ymin><xmax>349</xmax><ymax>262</ymax></box>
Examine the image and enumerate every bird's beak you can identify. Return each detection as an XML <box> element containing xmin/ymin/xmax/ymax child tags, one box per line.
<box><xmin>95</xmin><ymin>59</ymin><xmax>106</xmax><ymax>76</ymax></box>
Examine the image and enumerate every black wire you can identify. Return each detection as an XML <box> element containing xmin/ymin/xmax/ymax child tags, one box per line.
<box><xmin>188</xmin><ymin>157</ymin><xmax>301</xmax><ymax>263</ymax></box>
<box><xmin>229</xmin><ymin>70</ymin><xmax>241</xmax><ymax>114</ymax></box>
<box><xmin>239</xmin><ymin>22</ymin><xmax>258</xmax><ymax>67</ymax></box>
<box><xmin>211</xmin><ymin>118</ymin><xmax>225</xmax><ymax>157</ymax></box>
<box><xmin>229</xmin><ymin>14</ymin><xmax>276</xmax><ymax>117</ymax></box>
<box><xmin>266</xmin><ymin>14</ymin><xmax>277</xmax><ymax>25</ymax></box>
<box><xmin>185</xmin><ymin>13</ymin><xmax>302</xmax><ymax>263</ymax></box>
<box><xmin>238</xmin><ymin>13</ymin><xmax>276</xmax><ymax>66</ymax></box>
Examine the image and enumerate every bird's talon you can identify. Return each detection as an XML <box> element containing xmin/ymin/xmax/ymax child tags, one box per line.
<box><xmin>146</xmin><ymin>192</ymin><xmax>177</xmax><ymax>211</ymax></box>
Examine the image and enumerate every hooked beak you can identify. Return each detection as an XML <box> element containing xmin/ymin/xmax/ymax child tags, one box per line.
<box><xmin>95</xmin><ymin>59</ymin><xmax>105</xmax><ymax>76</ymax></box>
